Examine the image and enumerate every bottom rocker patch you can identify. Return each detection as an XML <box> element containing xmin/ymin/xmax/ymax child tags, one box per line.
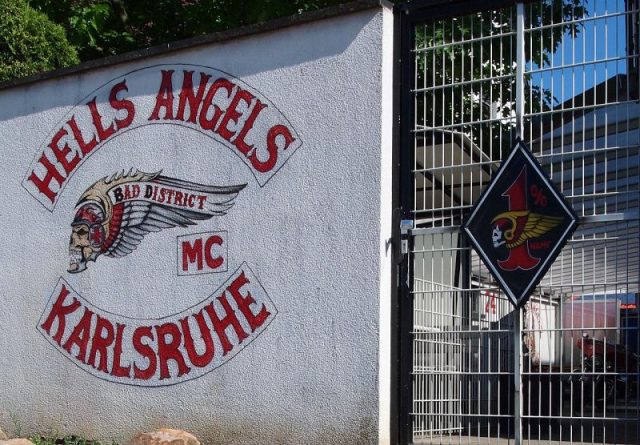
<box><xmin>38</xmin><ymin>263</ymin><xmax>276</xmax><ymax>386</ymax></box>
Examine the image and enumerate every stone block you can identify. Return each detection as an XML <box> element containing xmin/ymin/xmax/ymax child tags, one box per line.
<box><xmin>130</xmin><ymin>429</ymin><xmax>200</xmax><ymax>445</ymax></box>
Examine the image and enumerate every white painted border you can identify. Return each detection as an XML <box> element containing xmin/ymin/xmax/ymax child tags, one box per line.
<box><xmin>378</xmin><ymin>5</ymin><xmax>395</xmax><ymax>445</ymax></box>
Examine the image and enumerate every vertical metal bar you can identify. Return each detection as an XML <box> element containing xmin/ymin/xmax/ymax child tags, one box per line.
<box><xmin>514</xmin><ymin>309</ymin><xmax>523</xmax><ymax>445</ymax></box>
<box><xmin>514</xmin><ymin>4</ymin><xmax>525</xmax><ymax>445</ymax></box>
<box><xmin>396</xmin><ymin>5</ymin><xmax>415</xmax><ymax>444</ymax></box>
<box><xmin>516</xmin><ymin>2</ymin><xmax>525</xmax><ymax>139</ymax></box>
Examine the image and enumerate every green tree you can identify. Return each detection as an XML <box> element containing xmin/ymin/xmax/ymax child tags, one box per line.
<box><xmin>416</xmin><ymin>0</ymin><xmax>585</xmax><ymax>158</ymax></box>
<box><xmin>0</xmin><ymin>0</ymin><xmax>79</xmax><ymax>82</ymax></box>
<box><xmin>29</xmin><ymin>0</ymin><xmax>351</xmax><ymax>62</ymax></box>
<box><xmin>29</xmin><ymin>0</ymin><xmax>136</xmax><ymax>61</ymax></box>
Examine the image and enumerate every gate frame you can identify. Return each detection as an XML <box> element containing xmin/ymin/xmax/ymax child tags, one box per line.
<box><xmin>394</xmin><ymin>1</ymin><xmax>530</xmax><ymax>443</ymax></box>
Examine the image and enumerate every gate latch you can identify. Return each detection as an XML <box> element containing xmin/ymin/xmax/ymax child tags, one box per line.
<box><xmin>399</xmin><ymin>219</ymin><xmax>413</xmax><ymax>255</ymax></box>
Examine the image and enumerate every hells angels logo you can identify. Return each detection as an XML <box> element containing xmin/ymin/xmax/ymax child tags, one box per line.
<box><xmin>68</xmin><ymin>170</ymin><xmax>245</xmax><ymax>273</ymax></box>
<box><xmin>22</xmin><ymin>64</ymin><xmax>301</xmax><ymax>386</ymax></box>
<box><xmin>463</xmin><ymin>141</ymin><xmax>578</xmax><ymax>307</ymax></box>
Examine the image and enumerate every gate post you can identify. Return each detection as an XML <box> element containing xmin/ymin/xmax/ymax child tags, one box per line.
<box><xmin>513</xmin><ymin>308</ymin><xmax>523</xmax><ymax>445</ymax></box>
<box><xmin>515</xmin><ymin>1</ymin><xmax>525</xmax><ymax>139</ymax></box>
<box><xmin>514</xmin><ymin>4</ymin><xmax>525</xmax><ymax>444</ymax></box>
<box><xmin>396</xmin><ymin>4</ymin><xmax>416</xmax><ymax>445</ymax></box>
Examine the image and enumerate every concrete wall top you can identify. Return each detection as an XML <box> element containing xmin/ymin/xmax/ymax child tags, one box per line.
<box><xmin>0</xmin><ymin>4</ymin><xmax>395</xmax><ymax>445</ymax></box>
<box><xmin>0</xmin><ymin>0</ymin><xmax>389</xmax><ymax>92</ymax></box>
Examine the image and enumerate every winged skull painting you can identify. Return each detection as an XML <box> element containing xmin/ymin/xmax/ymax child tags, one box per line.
<box><xmin>68</xmin><ymin>170</ymin><xmax>246</xmax><ymax>273</ymax></box>
<box><xmin>490</xmin><ymin>210</ymin><xmax>563</xmax><ymax>249</ymax></box>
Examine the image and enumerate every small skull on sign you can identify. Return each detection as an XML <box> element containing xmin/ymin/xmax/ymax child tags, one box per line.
<box><xmin>68</xmin><ymin>203</ymin><xmax>105</xmax><ymax>273</ymax></box>
<box><xmin>492</xmin><ymin>225</ymin><xmax>505</xmax><ymax>248</ymax></box>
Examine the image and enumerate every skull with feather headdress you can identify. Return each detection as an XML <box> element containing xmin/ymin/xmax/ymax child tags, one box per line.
<box><xmin>68</xmin><ymin>169</ymin><xmax>245</xmax><ymax>273</ymax></box>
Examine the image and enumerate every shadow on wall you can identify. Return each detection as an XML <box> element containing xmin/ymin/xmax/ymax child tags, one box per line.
<box><xmin>0</xmin><ymin>10</ymin><xmax>374</xmax><ymax>122</ymax></box>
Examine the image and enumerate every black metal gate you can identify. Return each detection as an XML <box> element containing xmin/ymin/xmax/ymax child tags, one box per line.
<box><xmin>397</xmin><ymin>1</ymin><xmax>640</xmax><ymax>444</ymax></box>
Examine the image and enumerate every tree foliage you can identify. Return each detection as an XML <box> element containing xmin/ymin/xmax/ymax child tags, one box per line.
<box><xmin>0</xmin><ymin>0</ymin><xmax>79</xmax><ymax>82</ymax></box>
<box><xmin>29</xmin><ymin>0</ymin><xmax>351</xmax><ymax>62</ymax></box>
<box><xmin>0</xmin><ymin>0</ymin><xmax>354</xmax><ymax>81</ymax></box>
<box><xmin>416</xmin><ymin>0</ymin><xmax>585</xmax><ymax>157</ymax></box>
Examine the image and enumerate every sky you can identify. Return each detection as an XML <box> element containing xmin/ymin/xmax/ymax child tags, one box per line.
<box><xmin>526</xmin><ymin>0</ymin><xmax>631</xmax><ymax>105</ymax></box>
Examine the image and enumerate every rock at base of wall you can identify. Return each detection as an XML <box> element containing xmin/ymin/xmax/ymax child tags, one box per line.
<box><xmin>0</xmin><ymin>440</ymin><xmax>35</xmax><ymax>445</ymax></box>
<box><xmin>0</xmin><ymin>429</ymin><xmax>7</xmax><ymax>440</ymax></box>
<box><xmin>130</xmin><ymin>429</ymin><xmax>200</xmax><ymax>445</ymax></box>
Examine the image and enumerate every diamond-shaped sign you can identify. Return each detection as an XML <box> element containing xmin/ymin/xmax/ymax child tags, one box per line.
<box><xmin>463</xmin><ymin>140</ymin><xmax>578</xmax><ymax>307</ymax></box>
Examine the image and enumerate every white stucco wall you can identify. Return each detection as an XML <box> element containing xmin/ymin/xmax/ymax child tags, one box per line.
<box><xmin>0</xmin><ymin>5</ymin><xmax>394</xmax><ymax>445</ymax></box>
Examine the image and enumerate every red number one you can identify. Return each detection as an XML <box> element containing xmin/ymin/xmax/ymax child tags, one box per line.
<box><xmin>498</xmin><ymin>167</ymin><xmax>540</xmax><ymax>271</ymax></box>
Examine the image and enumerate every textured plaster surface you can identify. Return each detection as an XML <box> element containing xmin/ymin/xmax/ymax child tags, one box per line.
<box><xmin>0</xmin><ymin>8</ymin><xmax>392</xmax><ymax>445</ymax></box>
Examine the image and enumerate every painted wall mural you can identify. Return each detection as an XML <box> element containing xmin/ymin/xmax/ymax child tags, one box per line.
<box><xmin>67</xmin><ymin>170</ymin><xmax>244</xmax><ymax>273</ymax></box>
<box><xmin>24</xmin><ymin>64</ymin><xmax>300</xmax><ymax>209</ymax></box>
<box><xmin>38</xmin><ymin>264</ymin><xmax>276</xmax><ymax>386</ymax></box>
<box><xmin>24</xmin><ymin>64</ymin><xmax>301</xmax><ymax>386</ymax></box>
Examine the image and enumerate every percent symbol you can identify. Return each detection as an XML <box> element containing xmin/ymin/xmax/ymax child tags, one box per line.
<box><xmin>530</xmin><ymin>184</ymin><xmax>548</xmax><ymax>207</ymax></box>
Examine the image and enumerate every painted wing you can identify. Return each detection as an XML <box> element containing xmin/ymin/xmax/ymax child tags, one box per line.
<box><xmin>507</xmin><ymin>213</ymin><xmax>564</xmax><ymax>248</ymax></box>
<box><xmin>102</xmin><ymin>178</ymin><xmax>245</xmax><ymax>258</ymax></box>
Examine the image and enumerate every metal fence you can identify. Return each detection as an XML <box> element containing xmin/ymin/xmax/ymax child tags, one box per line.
<box><xmin>404</xmin><ymin>0</ymin><xmax>639</xmax><ymax>444</ymax></box>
